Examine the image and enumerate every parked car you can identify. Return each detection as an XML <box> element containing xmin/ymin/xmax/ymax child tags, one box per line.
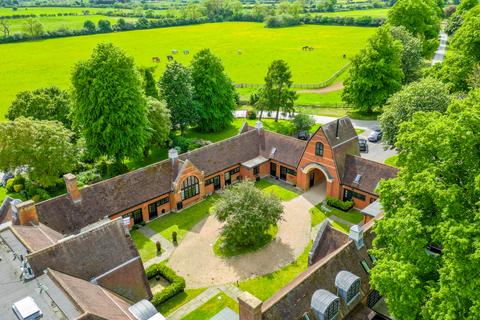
<box><xmin>368</xmin><ymin>129</ymin><xmax>383</xmax><ymax>142</ymax></box>
<box><xmin>358</xmin><ymin>137</ymin><xmax>369</xmax><ymax>152</ymax></box>
<box><xmin>297</xmin><ymin>130</ymin><xmax>310</xmax><ymax>141</ymax></box>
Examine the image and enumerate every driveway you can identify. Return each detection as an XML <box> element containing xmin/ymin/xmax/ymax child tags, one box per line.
<box><xmin>168</xmin><ymin>184</ymin><xmax>325</xmax><ymax>288</ymax></box>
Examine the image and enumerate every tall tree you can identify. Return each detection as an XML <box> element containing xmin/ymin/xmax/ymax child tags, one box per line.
<box><xmin>0</xmin><ymin>19</ymin><xmax>10</xmax><ymax>38</ymax></box>
<box><xmin>342</xmin><ymin>26</ymin><xmax>404</xmax><ymax>113</ymax></box>
<box><xmin>71</xmin><ymin>43</ymin><xmax>150</xmax><ymax>162</ymax></box>
<box><xmin>451</xmin><ymin>11</ymin><xmax>480</xmax><ymax>61</ymax></box>
<box><xmin>144</xmin><ymin>97</ymin><xmax>171</xmax><ymax>156</ymax></box>
<box><xmin>0</xmin><ymin>117</ymin><xmax>77</xmax><ymax>187</ymax></box>
<box><xmin>6</xmin><ymin>86</ymin><xmax>71</xmax><ymax>127</ymax></box>
<box><xmin>22</xmin><ymin>18</ymin><xmax>44</xmax><ymax>39</ymax></box>
<box><xmin>371</xmin><ymin>89</ymin><xmax>480</xmax><ymax>320</ymax></box>
<box><xmin>391</xmin><ymin>26</ymin><xmax>424</xmax><ymax>83</ymax></box>
<box><xmin>139</xmin><ymin>67</ymin><xmax>159</xmax><ymax>99</ymax></box>
<box><xmin>190</xmin><ymin>49</ymin><xmax>236</xmax><ymax>132</ymax></box>
<box><xmin>259</xmin><ymin>60</ymin><xmax>297</xmax><ymax>122</ymax></box>
<box><xmin>379</xmin><ymin>77</ymin><xmax>451</xmax><ymax>146</ymax></box>
<box><xmin>159</xmin><ymin>61</ymin><xmax>197</xmax><ymax>134</ymax></box>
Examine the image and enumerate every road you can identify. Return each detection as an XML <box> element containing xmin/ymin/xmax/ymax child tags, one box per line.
<box><xmin>432</xmin><ymin>31</ymin><xmax>448</xmax><ymax>65</ymax></box>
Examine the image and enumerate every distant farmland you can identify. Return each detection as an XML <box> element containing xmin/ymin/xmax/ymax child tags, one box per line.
<box><xmin>0</xmin><ymin>22</ymin><xmax>376</xmax><ymax>119</ymax></box>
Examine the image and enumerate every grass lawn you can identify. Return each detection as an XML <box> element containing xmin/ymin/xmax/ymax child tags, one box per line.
<box><xmin>331</xmin><ymin>220</ymin><xmax>351</xmax><ymax>234</ymax></box>
<box><xmin>157</xmin><ymin>288</ymin><xmax>206</xmax><ymax>316</ymax></box>
<box><xmin>310</xmin><ymin>203</ymin><xmax>363</xmax><ymax>225</ymax></box>
<box><xmin>213</xmin><ymin>225</ymin><xmax>278</xmax><ymax>257</ymax></box>
<box><xmin>317</xmin><ymin>8</ymin><xmax>389</xmax><ymax>18</ymax></box>
<box><xmin>0</xmin><ymin>22</ymin><xmax>375</xmax><ymax>120</ymax></box>
<box><xmin>254</xmin><ymin>179</ymin><xmax>300</xmax><ymax>201</ymax></box>
<box><xmin>182</xmin><ymin>292</ymin><xmax>238</xmax><ymax>320</ymax></box>
<box><xmin>147</xmin><ymin>195</ymin><xmax>218</xmax><ymax>243</ymax></box>
<box><xmin>130</xmin><ymin>229</ymin><xmax>158</xmax><ymax>262</ymax></box>
<box><xmin>238</xmin><ymin>242</ymin><xmax>312</xmax><ymax>301</ymax></box>
<box><xmin>296</xmin><ymin>90</ymin><xmax>344</xmax><ymax>107</ymax></box>
<box><xmin>384</xmin><ymin>154</ymin><xmax>398</xmax><ymax>167</ymax></box>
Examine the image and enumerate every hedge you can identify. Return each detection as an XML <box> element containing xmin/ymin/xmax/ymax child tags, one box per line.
<box><xmin>326</xmin><ymin>196</ymin><xmax>354</xmax><ymax>211</ymax></box>
<box><xmin>145</xmin><ymin>263</ymin><xmax>186</xmax><ymax>307</ymax></box>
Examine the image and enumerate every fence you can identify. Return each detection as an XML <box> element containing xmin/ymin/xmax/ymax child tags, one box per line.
<box><xmin>234</xmin><ymin>62</ymin><xmax>351</xmax><ymax>90</ymax></box>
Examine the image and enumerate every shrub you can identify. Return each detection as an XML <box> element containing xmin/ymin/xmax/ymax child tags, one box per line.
<box><xmin>6</xmin><ymin>178</ymin><xmax>15</xmax><ymax>192</ymax></box>
<box><xmin>247</xmin><ymin>110</ymin><xmax>257</xmax><ymax>120</ymax></box>
<box><xmin>326</xmin><ymin>196</ymin><xmax>354</xmax><ymax>211</ymax></box>
<box><xmin>32</xmin><ymin>195</ymin><xmax>41</xmax><ymax>202</ymax></box>
<box><xmin>13</xmin><ymin>184</ymin><xmax>24</xmax><ymax>193</ymax></box>
<box><xmin>146</xmin><ymin>263</ymin><xmax>186</xmax><ymax>307</ymax></box>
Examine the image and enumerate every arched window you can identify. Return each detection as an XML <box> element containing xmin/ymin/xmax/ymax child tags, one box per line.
<box><xmin>315</xmin><ymin>142</ymin><xmax>324</xmax><ymax>156</ymax></box>
<box><xmin>181</xmin><ymin>176</ymin><xmax>199</xmax><ymax>200</ymax></box>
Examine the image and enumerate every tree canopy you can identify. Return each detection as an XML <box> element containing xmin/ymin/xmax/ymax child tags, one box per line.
<box><xmin>139</xmin><ymin>67</ymin><xmax>160</xmax><ymax>99</ymax></box>
<box><xmin>191</xmin><ymin>48</ymin><xmax>236</xmax><ymax>132</ymax></box>
<box><xmin>379</xmin><ymin>77</ymin><xmax>451</xmax><ymax>146</ymax></box>
<box><xmin>146</xmin><ymin>97</ymin><xmax>171</xmax><ymax>148</ymax></box>
<box><xmin>342</xmin><ymin>26</ymin><xmax>404</xmax><ymax>113</ymax></box>
<box><xmin>6</xmin><ymin>86</ymin><xmax>71</xmax><ymax>127</ymax></box>
<box><xmin>71</xmin><ymin>43</ymin><xmax>151</xmax><ymax>162</ymax></box>
<box><xmin>451</xmin><ymin>9</ymin><xmax>480</xmax><ymax>61</ymax></box>
<box><xmin>0</xmin><ymin>117</ymin><xmax>77</xmax><ymax>187</ymax></box>
<box><xmin>391</xmin><ymin>26</ymin><xmax>424</xmax><ymax>84</ymax></box>
<box><xmin>371</xmin><ymin>89</ymin><xmax>480</xmax><ymax>319</ymax></box>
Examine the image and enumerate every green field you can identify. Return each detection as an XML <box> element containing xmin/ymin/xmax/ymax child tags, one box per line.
<box><xmin>318</xmin><ymin>8</ymin><xmax>389</xmax><ymax>18</ymax></box>
<box><xmin>0</xmin><ymin>7</ymin><xmax>125</xmax><ymax>15</ymax></box>
<box><xmin>0</xmin><ymin>22</ymin><xmax>375</xmax><ymax>120</ymax></box>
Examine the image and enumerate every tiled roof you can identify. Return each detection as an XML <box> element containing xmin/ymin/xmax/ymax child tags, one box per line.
<box><xmin>343</xmin><ymin>155</ymin><xmax>399</xmax><ymax>194</ymax></box>
<box><xmin>261</xmin><ymin>130</ymin><xmax>307</xmax><ymax>168</ymax></box>
<box><xmin>11</xmin><ymin>223</ymin><xmax>63</xmax><ymax>252</ymax></box>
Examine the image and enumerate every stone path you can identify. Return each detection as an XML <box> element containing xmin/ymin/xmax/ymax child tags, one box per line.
<box><xmin>138</xmin><ymin>225</ymin><xmax>175</xmax><ymax>267</ymax></box>
<box><xmin>168</xmin><ymin>185</ymin><xmax>325</xmax><ymax>288</ymax></box>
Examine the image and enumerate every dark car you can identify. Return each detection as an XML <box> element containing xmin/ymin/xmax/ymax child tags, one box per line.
<box><xmin>358</xmin><ymin>137</ymin><xmax>368</xmax><ymax>152</ymax></box>
<box><xmin>368</xmin><ymin>128</ymin><xmax>383</xmax><ymax>142</ymax></box>
<box><xmin>297</xmin><ymin>130</ymin><xmax>310</xmax><ymax>141</ymax></box>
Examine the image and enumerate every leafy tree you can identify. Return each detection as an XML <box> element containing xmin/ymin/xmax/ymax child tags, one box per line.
<box><xmin>6</xmin><ymin>87</ymin><xmax>71</xmax><ymax>127</ymax></box>
<box><xmin>144</xmin><ymin>97</ymin><xmax>171</xmax><ymax>155</ymax></box>
<box><xmin>434</xmin><ymin>52</ymin><xmax>476</xmax><ymax>92</ymax></box>
<box><xmin>0</xmin><ymin>19</ymin><xmax>10</xmax><ymax>38</ymax></box>
<box><xmin>457</xmin><ymin>0</ymin><xmax>479</xmax><ymax>13</ymax></box>
<box><xmin>190</xmin><ymin>49</ymin><xmax>236</xmax><ymax>132</ymax></box>
<box><xmin>342</xmin><ymin>26</ymin><xmax>403</xmax><ymax>113</ymax></box>
<box><xmin>97</xmin><ymin>19</ymin><xmax>112</xmax><ymax>32</ymax></box>
<box><xmin>388</xmin><ymin>0</ymin><xmax>441</xmax><ymax>55</ymax></box>
<box><xmin>292</xmin><ymin>113</ymin><xmax>315</xmax><ymax>133</ymax></box>
<box><xmin>71</xmin><ymin>43</ymin><xmax>150</xmax><ymax>162</ymax></box>
<box><xmin>451</xmin><ymin>11</ymin><xmax>480</xmax><ymax>61</ymax></box>
<box><xmin>213</xmin><ymin>181</ymin><xmax>284</xmax><ymax>248</ymax></box>
<box><xmin>259</xmin><ymin>60</ymin><xmax>297</xmax><ymax>122</ymax></box>
<box><xmin>371</xmin><ymin>89</ymin><xmax>480</xmax><ymax>320</ymax></box>
<box><xmin>83</xmin><ymin>20</ymin><xmax>96</xmax><ymax>32</ymax></box>
<box><xmin>391</xmin><ymin>26</ymin><xmax>424</xmax><ymax>83</ymax></box>
<box><xmin>159</xmin><ymin>61</ymin><xmax>197</xmax><ymax>134</ymax></box>
<box><xmin>139</xmin><ymin>67</ymin><xmax>159</xmax><ymax>99</ymax></box>
<box><xmin>0</xmin><ymin>117</ymin><xmax>76</xmax><ymax>187</ymax></box>
<box><xmin>379</xmin><ymin>77</ymin><xmax>451</xmax><ymax>146</ymax></box>
<box><xmin>22</xmin><ymin>18</ymin><xmax>44</xmax><ymax>39</ymax></box>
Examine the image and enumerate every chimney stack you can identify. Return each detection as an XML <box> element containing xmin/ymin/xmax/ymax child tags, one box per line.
<box><xmin>349</xmin><ymin>224</ymin><xmax>364</xmax><ymax>249</ymax></box>
<box><xmin>64</xmin><ymin>173</ymin><xmax>82</xmax><ymax>203</ymax></box>
<box><xmin>15</xmin><ymin>200</ymin><xmax>38</xmax><ymax>226</ymax></box>
<box><xmin>255</xmin><ymin>121</ymin><xmax>263</xmax><ymax>133</ymax></box>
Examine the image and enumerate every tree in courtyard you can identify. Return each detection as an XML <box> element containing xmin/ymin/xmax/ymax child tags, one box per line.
<box><xmin>292</xmin><ymin>113</ymin><xmax>315</xmax><ymax>133</ymax></box>
<box><xmin>6</xmin><ymin>86</ymin><xmax>71</xmax><ymax>127</ymax></box>
<box><xmin>370</xmin><ymin>89</ymin><xmax>480</xmax><ymax>320</ymax></box>
<box><xmin>259</xmin><ymin>60</ymin><xmax>297</xmax><ymax>122</ymax></box>
<box><xmin>71</xmin><ymin>43</ymin><xmax>151</xmax><ymax>162</ymax></box>
<box><xmin>342</xmin><ymin>26</ymin><xmax>403</xmax><ymax>113</ymax></box>
<box><xmin>388</xmin><ymin>0</ymin><xmax>441</xmax><ymax>55</ymax></box>
<box><xmin>391</xmin><ymin>26</ymin><xmax>424</xmax><ymax>84</ymax></box>
<box><xmin>379</xmin><ymin>77</ymin><xmax>451</xmax><ymax>146</ymax></box>
<box><xmin>213</xmin><ymin>181</ymin><xmax>284</xmax><ymax>248</ymax></box>
<box><xmin>83</xmin><ymin>20</ymin><xmax>96</xmax><ymax>32</ymax></box>
<box><xmin>0</xmin><ymin>117</ymin><xmax>77</xmax><ymax>187</ymax></box>
<box><xmin>159</xmin><ymin>61</ymin><xmax>197</xmax><ymax>134</ymax></box>
<box><xmin>190</xmin><ymin>49</ymin><xmax>236</xmax><ymax>132</ymax></box>
<box><xmin>139</xmin><ymin>67</ymin><xmax>159</xmax><ymax>99</ymax></box>
<box><xmin>144</xmin><ymin>97</ymin><xmax>171</xmax><ymax>156</ymax></box>
<box><xmin>22</xmin><ymin>18</ymin><xmax>44</xmax><ymax>39</ymax></box>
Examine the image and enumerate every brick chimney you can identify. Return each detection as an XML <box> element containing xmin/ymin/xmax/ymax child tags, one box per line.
<box><xmin>15</xmin><ymin>200</ymin><xmax>38</xmax><ymax>226</ymax></box>
<box><xmin>64</xmin><ymin>173</ymin><xmax>82</xmax><ymax>203</ymax></box>
<box><xmin>238</xmin><ymin>292</ymin><xmax>262</xmax><ymax>320</ymax></box>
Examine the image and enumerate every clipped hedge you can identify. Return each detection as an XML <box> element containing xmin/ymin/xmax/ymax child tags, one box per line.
<box><xmin>146</xmin><ymin>263</ymin><xmax>186</xmax><ymax>307</ymax></box>
<box><xmin>326</xmin><ymin>196</ymin><xmax>354</xmax><ymax>211</ymax></box>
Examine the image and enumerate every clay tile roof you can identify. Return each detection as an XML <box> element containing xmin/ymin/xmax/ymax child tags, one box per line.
<box><xmin>261</xmin><ymin>131</ymin><xmax>307</xmax><ymax>168</ymax></box>
<box><xmin>343</xmin><ymin>155</ymin><xmax>398</xmax><ymax>195</ymax></box>
<box><xmin>11</xmin><ymin>223</ymin><xmax>63</xmax><ymax>252</ymax></box>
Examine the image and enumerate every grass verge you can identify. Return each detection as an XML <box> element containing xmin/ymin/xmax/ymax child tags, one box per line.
<box><xmin>130</xmin><ymin>229</ymin><xmax>159</xmax><ymax>262</ymax></box>
<box><xmin>182</xmin><ymin>292</ymin><xmax>238</xmax><ymax>320</ymax></box>
<box><xmin>157</xmin><ymin>288</ymin><xmax>207</xmax><ymax>316</ymax></box>
<box><xmin>254</xmin><ymin>179</ymin><xmax>300</xmax><ymax>201</ymax></box>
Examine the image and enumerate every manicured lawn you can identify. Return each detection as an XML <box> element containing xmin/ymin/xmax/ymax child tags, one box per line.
<box><xmin>182</xmin><ymin>292</ymin><xmax>238</xmax><ymax>320</ymax></box>
<box><xmin>130</xmin><ymin>229</ymin><xmax>159</xmax><ymax>262</ymax></box>
<box><xmin>296</xmin><ymin>90</ymin><xmax>344</xmax><ymax>107</ymax></box>
<box><xmin>157</xmin><ymin>288</ymin><xmax>206</xmax><ymax>316</ymax></box>
<box><xmin>310</xmin><ymin>203</ymin><xmax>363</xmax><ymax>226</ymax></box>
<box><xmin>384</xmin><ymin>155</ymin><xmax>399</xmax><ymax>167</ymax></box>
<box><xmin>148</xmin><ymin>195</ymin><xmax>218</xmax><ymax>243</ymax></box>
<box><xmin>213</xmin><ymin>225</ymin><xmax>278</xmax><ymax>257</ymax></box>
<box><xmin>310</xmin><ymin>206</ymin><xmax>329</xmax><ymax>227</ymax></box>
<box><xmin>254</xmin><ymin>179</ymin><xmax>300</xmax><ymax>201</ymax></box>
<box><xmin>238</xmin><ymin>242</ymin><xmax>312</xmax><ymax>301</ymax></box>
<box><xmin>0</xmin><ymin>22</ymin><xmax>375</xmax><ymax>120</ymax></box>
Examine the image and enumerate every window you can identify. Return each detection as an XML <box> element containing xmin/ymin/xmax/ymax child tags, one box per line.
<box><xmin>368</xmin><ymin>253</ymin><xmax>377</xmax><ymax>263</ymax></box>
<box><xmin>344</xmin><ymin>189</ymin><xmax>366</xmax><ymax>201</ymax></box>
<box><xmin>346</xmin><ymin>279</ymin><xmax>361</xmax><ymax>304</ymax></box>
<box><xmin>253</xmin><ymin>166</ymin><xmax>259</xmax><ymax>175</ymax></box>
<box><xmin>181</xmin><ymin>176</ymin><xmax>199</xmax><ymax>200</ymax></box>
<box><xmin>205</xmin><ymin>177</ymin><xmax>214</xmax><ymax>185</ymax></box>
<box><xmin>315</xmin><ymin>142</ymin><xmax>324</xmax><ymax>156</ymax></box>
<box><xmin>361</xmin><ymin>260</ymin><xmax>371</xmax><ymax>274</ymax></box>
<box><xmin>229</xmin><ymin>167</ymin><xmax>240</xmax><ymax>175</ymax></box>
<box><xmin>156</xmin><ymin>197</ymin><xmax>169</xmax><ymax>206</ymax></box>
<box><xmin>286</xmin><ymin>168</ymin><xmax>296</xmax><ymax>176</ymax></box>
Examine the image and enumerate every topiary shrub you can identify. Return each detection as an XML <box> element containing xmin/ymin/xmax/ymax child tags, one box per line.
<box><xmin>146</xmin><ymin>263</ymin><xmax>186</xmax><ymax>307</ymax></box>
<box><xmin>13</xmin><ymin>184</ymin><xmax>24</xmax><ymax>193</ymax></box>
<box><xmin>326</xmin><ymin>196</ymin><xmax>354</xmax><ymax>211</ymax></box>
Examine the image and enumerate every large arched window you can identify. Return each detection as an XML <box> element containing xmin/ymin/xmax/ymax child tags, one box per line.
<box><xmin>315</xmin><ymin>142</ymin><xmax>324</xmax><ymax>156</ymax></box>
<box><xmin>181</xmin><ymin>176</ymin><xmax>199</xmax><ymax>200</ymax></box>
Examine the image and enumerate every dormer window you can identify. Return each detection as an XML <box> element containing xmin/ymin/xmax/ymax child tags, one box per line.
<box><xmin>353</xmin><ymin>174</ymin><xmax>362</xmax><ymax>184</ymax></box>
<box><xmin>315</xmin><ymin>142</ymin><xmax>324</xmax><ymax>156</ymax></box>
<box><xmin>335</xmin><ymin>271</ymin><xmax>361</xmax><ymax>305</ymax></box>
<box><xmin>311</xmin><ymin>289</ymin><xmax>339</xmax><ymax>320</ymax></box>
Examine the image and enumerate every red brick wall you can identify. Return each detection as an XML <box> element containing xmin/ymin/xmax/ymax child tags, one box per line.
<box><xmin>341</xmin><ymin>185</ymin><xmax>377</xmax><ymax>210</ymax></box>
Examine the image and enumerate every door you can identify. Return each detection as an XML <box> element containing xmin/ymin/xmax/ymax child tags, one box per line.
<box><xmin>309</xmin><ymin>172</ymin><xmax>315</xmax><ymax>188</ymax></box>
<box><xmin>213</xmin><ymin>175</ymin><xmax>221</xmax><ymax>190</ymax></box>
<box><xmin>224</xmin><ymin>171</ymin><xmax>231</xmax><ymax>186</ymax></box>
<box><xmin>280</xmin><ymin>166</ymin><xmax>287</xmax><ymax>181</ymax></box>
<box><xmin>148</xmin><ymin>203</ymin><xmax>158</xmax><ymax>220</ymax></box>
<box><xmin>177</xmin><ymin>202</ymin><xmax>183</xmax><ymax>210</ymax></box>
<box><xmin>270</xmin><ymin>162</ymin><xmax>277</xmax><ymax>177</ymax></box>
<box><xmin>132</xmin><ymin>209</ymin><xmax>143</xmax><ymax>224</ymax></box>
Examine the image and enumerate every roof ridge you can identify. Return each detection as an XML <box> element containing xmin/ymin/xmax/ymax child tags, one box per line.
<box><xmin>263</xmin><ymin>129</ymin><xmax>308</xmax><ymax>144</ymax></box>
